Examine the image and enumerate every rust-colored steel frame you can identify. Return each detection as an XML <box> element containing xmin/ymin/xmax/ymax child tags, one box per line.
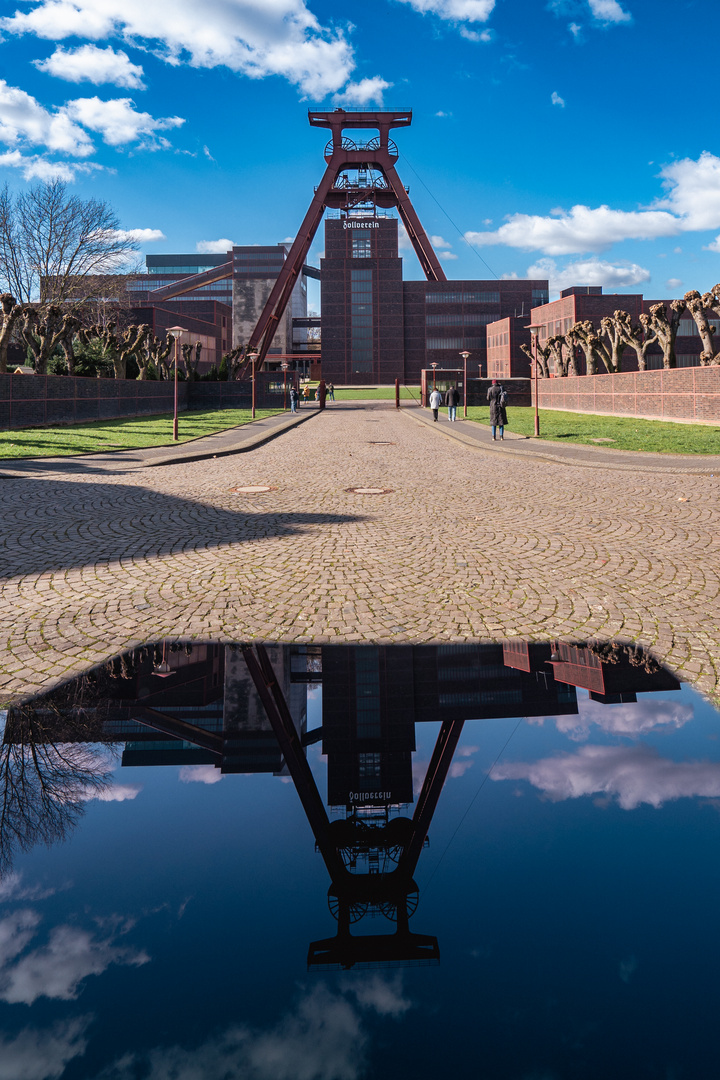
<box><xmin>245</xmin><ymin>108</ymin><xmax>447</xmax><ymax>374</ymax></box>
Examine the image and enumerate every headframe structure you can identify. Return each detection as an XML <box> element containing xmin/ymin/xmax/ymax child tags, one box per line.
<box><xmin>245</xmin><ymin>108</ymin><xmax>447</xmax><ymax>373</ymax></box>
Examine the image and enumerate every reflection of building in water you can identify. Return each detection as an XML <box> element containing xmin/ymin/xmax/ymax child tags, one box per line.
<box><xmin>503</xmin><ymin>640</ymin><xmax>681</xmax><ymax>703</ymax></box>
<box><xmin>102</xmin><ymin>644</ymin><xmax>305</xmax><ymax>775</ymax></box>
<box><xmin>320</xmin><ymin>643</ymin><xmax>579</xmax><ymax>810</ymax></box>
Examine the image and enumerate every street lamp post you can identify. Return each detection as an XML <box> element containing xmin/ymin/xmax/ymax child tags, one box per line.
<box><xmin>248</xmin><ymin>349</ymin><xmax>258</xmax><ymax>418</ymax></box>
<box><xmin>167</xmin><ymin>326</ymin><xmax>188</xmax><ymax>441</ymax></box>
<box><xmin>525</xmin><ymin>323</ymin><xmax>543</xmax><ymax>437</ymax></box>
<box><xmin>459</xmin><ymin>350</ymin><xmax>470</xmax><ymax>418</ymax></box>
<box><xmin>430</xmin><ymin>361</ymin><xmax>438</xmax><ymax>390</ymax></box>
<box><xmin>281</xmin><ymin>360</ymin><xmax>289</xmax><ymax>411</ymax></box>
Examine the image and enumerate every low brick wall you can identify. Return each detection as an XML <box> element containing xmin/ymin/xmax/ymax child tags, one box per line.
<box><xmin>0</xmin><ymin>373</ymin><xmax>187</xmax><ymax>431</ymax></box>
<box><xmin>467</xmin><ymin>378</ymin><xmax>531</xmax><ymax>407</ymax></box>
<box><xmin>534</xmin><ymin>367</ymin><xmax>720</xmax><ymax>425</ymax></box>
<box><xmin>0</xmin><ymin>372</ymin><xmax>294</xmax><ymax>431</ymax></box>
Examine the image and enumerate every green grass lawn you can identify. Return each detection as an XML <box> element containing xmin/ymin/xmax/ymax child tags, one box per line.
<box><xmin>0</xmin><ymin>407</ymin><xmax>283</xmax><ymax>459</ymax></box>
<box><xmin>466</xmin><ymin>405</ymin><xmax>720</xmax><ymax>454</ymax></box>
<box><xmin>312</xmin><ymin>385</ymin><xmax>421</xmax><ymax>401</ymax></box>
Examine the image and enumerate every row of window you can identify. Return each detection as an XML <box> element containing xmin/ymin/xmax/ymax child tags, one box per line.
<box><xmin>426</xmin><ymin>291</ymin><xmax>501</xmax><ymax>304</ymax></box>
<box><xmin>488</xmin><ymin>332</ymin><xmax>510</xmax><ymax>348</ymax></box>
<box><xmin>426</xmin><ymin>313</ymin><xmax>500</xmax><ymax>327</ymax></box>
<box><xmin>352</xmin><ymin>269</ymin><xmax>373</xmax><ymax>369</ymax></box>
<box><xmin>147</xmin><ymin>265</ymin><xmax>225</xmax><ymax>274</ymax></box>
<box><xmin>426</xmin><ymin>337</ymin><xmax>484</xmax><ymax>349</ymax></box>
<box><xmin>352</xmin><ymin>238</ymin><xmax>372</xmax><ymax>258</ymax></box>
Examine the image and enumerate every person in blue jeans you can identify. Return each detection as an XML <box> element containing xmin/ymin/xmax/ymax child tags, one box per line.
<box><xmin>289</xmin><ymin>386</ymin><xmax>298</xmax><ymax>413</ymax></box>
<box><xmin>445</xmin><ymin>385</ymin><xmax>460</xmax><ymax>421</ymax></box>
<box><xmin>486</xmin><ymin>380</ymin><xmax>508</xmax><ymax>440</ymax></box>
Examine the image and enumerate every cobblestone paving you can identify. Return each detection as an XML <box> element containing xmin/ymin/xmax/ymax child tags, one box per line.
<box><xmin>2</xmin><ymin>401</ymin><xmax>719</xmax><ymax>702</ymax></box>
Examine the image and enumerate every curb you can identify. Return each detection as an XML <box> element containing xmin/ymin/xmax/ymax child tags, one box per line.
<box><xmin>400</xmin><ymin>409</ymin><xmax>720</xmax><ymax>475</ymax></box>
<box><xmin>145</xmin><ymin>408</ymin><xmax>320</xmax><ymax>468</ymax></box>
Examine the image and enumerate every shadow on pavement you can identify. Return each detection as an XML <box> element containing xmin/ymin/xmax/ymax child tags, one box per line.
<box><xmin>0</xmin><ymin>479</ymin><xmax>364</xmax><ymax>578</ymax></box>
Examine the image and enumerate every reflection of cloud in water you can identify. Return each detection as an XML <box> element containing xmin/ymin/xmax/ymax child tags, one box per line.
<box><xmin>179</xmin><ymin>765</ymin><xmax>222</xmax><ymax>785</ymax></box>
<box><xmin>528</xmin><ymin>699</ymin><xmax>693</xmax><ymax>741</ymax></box>
<box><xmin>413</xmin><ymin>745</ymin><xmax>479</xmax><ymax>793</ymax></box>
<box><xmin>492</xmin><ymin>744</ymin><xmax>720</xmax><ymax>809</ymax></box>
<box><xmin>0</xmin><ymin>1016</ymin><xmax>91</xmax><ymax>1080</ymax></box>
<box><xmin>619</xmin><ymin>955</ymin><xmax>638</xmax><ymax>983</ymax></box>
<box><xmin>0</xmin><ymin>910</ymin><xmax>149</xmax><ymax>1005</ymax></box>
<box><xmin>0</xmin><ymin>873</ymin><xmax>59</xmax><ymax>903</ymax></box>
<box><xmin>96</xmin><ymin>978</ymin><xmax>412</xmax><ymax>1080</ymax></box>
<box><xmin>79</xmin><ymin>783</ymin><xmax>142</xmax><ymax>802</ymax></box>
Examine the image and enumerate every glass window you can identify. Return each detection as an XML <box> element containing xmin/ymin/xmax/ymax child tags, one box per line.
<box><xmin>352</xmin><ymin>237</ymin><xmax>372</xmax><ymax>258</ymax></box>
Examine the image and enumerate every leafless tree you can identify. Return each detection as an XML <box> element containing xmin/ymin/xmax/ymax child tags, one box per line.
<box><xmin>19</xmin><ymin>305</ymin><xmax>83</xmax><ymax>375</ymax></box>
<box><xmin>597</xmin><ymin>313</ymin><xmax>630</xmax><ymax>373</ymax></box>
<box><xmin>0</xmin><ymin>688</ymin><xmax>115</xmax><ymax>875</ymax></box>
<box><xmin>644</xmin><ymin>300</ymin><xmax>686</xmax><ymax>368</ymax></box>
<box><xmin>610</xmin><ymin>310</ymin><xmax>658</xmax><ymax>371</ymax></box>
<box><xmin>137</xmin><ymin>331</ymin><xmax>173</xmax><ymax>380</ymax></box>
<box><xmin>568</xmin><ymin>321</ymin><xmax>601</xmax><ymax>375</ymax></box>
<box><xmin>77</xmin><ymin>321</ymin><xmax>150</xmax><ymax>379</ymax></box>
<box><xmin>0</xmin><ymin>181</ymin><xmax>139</xmax><ymax>305</ymax></box>
<box><xmin>181</xmin><ymin>340</ymin><xmax>203</xmax><ymax>380</ymax></box>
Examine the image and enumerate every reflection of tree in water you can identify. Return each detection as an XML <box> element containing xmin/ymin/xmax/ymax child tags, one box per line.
<box><xmin>0</xmin><ymin>670</ymin><xmax>116</xmax><ymax>876</ymax></box>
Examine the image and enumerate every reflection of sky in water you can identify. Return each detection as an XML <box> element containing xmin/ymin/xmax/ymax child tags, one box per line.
<box><xmin>1</xmin><ymin>682</ymin><xmax>719</xmax><ymax>1078</ymax></box>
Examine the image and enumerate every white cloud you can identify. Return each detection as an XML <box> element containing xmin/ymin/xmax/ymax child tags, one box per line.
<box><xmin>526</xmin><ymin>256</ymin><xmax>650</xmax><ymax>294</ymax></box>
<box><xmin>588</xmin><ymin>0</ymin><xmax>632</xmax><ymax>23</ymax></box>
<box><xmin>0</xmin><ymin>873</ymin><xmax>58</xmax><ymax>903</ymax></box>
<box><xmin>0</xmin><ymin>148</ymin><xmax>100</xmax><ymax>180</ymax></box>
<box><xmin>569</xmin><ymin>21</ymin><xmax>582</xmax><ymax>38</ymax></box>
<box><xmin>459</xmin><ymin>26</ymin><xmax>491</xmax><ymax>40</ymax></box>
<box><xmin>528</xmin><ymin>697</ymin><xmax>693</xmax><ymax>741</ymax></box>
<box><xmin>396</xmin><ymin>0</ymin><xmax>495</xmax><ymax>24</ymax></box>
<box><xmin>430</xmin><ymin>234</ymin><xmax>452</xmax><ymax>248</ymax></box>
<box><xmin>705</xmin><ymin>237</ymin><xmax>720</xmax><ymax>253</ymax></box>
<box><xmin>435</xmin><ymin>110</ymin><xmax>452</xmax><ymax>117</ymax></box>
<box><xmin>96</xmin><ymin>979</ymin><xmax>410</xmax><ymax>1080</ymax></box>
<box><xmin>80</xmin><ymin>782</ymin><xmax>142</xmax><ymax>802</ymax></box>
<box><xmin>0</xmin><ymin>0</ymin><xmax>356</xmax><ymax>98</ymax></box>
<box><xmin>0</xmin><ymin>913</ymin><xmax>149</xmax><ymax>1005</ymax></box>
<box><xmin>492</xmin><ymin>743</ymin><xmax>720</xmax><ymax>810</ymax></box>
<box><xmin>0</xmin><ymin>1017</ymin><xmax>91</xmax><ymax>1080</ymax></box>
<box><xmin>440</xmin><ymin>251</ymin><xmax>458</xmax><ymax>260</ymax></box>
<box><xmin>666</xmin><ymin>277</ymin><xmax>683</xmax><ymax>291</ymax></box>
<box><xmin>655</xmin><ymin>151</ymin><xmax>720</xmax><ymax>231</ymax></box>
<box><xmin>467</xmin><ymin>205</ymin><xmax>680</xmax><ymax>256</ymax></box>
<box><xmin>179</xmin><ymin>764</ymin><xmax>222</xmax><ymax>784</ymax></box>
<box><xmin>551</xmin><ymin>91</ymin><xmax>565</xmax><ymax>107</ymax></box>
<box><xmin>113</xmin><ymin>228</ymin><xmax>165</xmax><ymax>243</ymax></box>
<box><xmin>62</xmin><ymin>96</ymin><xmax>184</xmax><ymax>147</ymax></box>
<box><xmin>196</xmin><ymin>238</ymin><xmax>234</xmax><ymax>254</ymax></box>
<box><xmin>333</xmin><ymin>77</ymin><xmax>392</xmax><ymax>107</ymax></box>
<box><xmin>0</xmin><ymin>79</ymin><xmax>93</xmax><ymax>156</ymax></box>
<box><xmin>34</xmin><ymin>45</ymin><xmax>145</xmax><ymax>88</ymax></box>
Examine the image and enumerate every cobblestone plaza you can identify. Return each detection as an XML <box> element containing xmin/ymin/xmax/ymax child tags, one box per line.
<box><xmin>1</xmin><ymin>402</ymin><xmax>719</xmax><ymax>703</ymax></box>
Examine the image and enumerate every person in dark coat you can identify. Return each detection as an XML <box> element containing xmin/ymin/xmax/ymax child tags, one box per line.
<box><xmin>445</xmin><ymin>385</ymin><xmax>460</xmax><ymax>421</ymax></box>
<box><xmin>486</xmin><ymin>380</ymin><xmax>508</xmax><ymax>440</ymax></box>
<box><xmin>289</xmin><ymin>385</ymin><xmax>298</xmax><ymax>413</ymax></box>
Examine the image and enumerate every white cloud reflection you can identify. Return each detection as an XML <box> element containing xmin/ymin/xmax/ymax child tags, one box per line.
<box><xmin>95</xmin><ymin>978</ymin><xmax>411</xmax><ymax>1079</ymax></box>
<box><xmin>492</xmin><ymin>744</ymin><xmax>720</xmax><ymax>810</ymax></box>
<box><xmin>528</xmin><ymin>698</ymin><xmax>693</xmax><ymax>741</ymax></box>
<box><xmin>0</xmin><ymin>1016</ymin><xmax>91</xmax><ymax>1080</ymax></box>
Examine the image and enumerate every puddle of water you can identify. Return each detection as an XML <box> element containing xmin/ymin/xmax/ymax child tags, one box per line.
<box><xmin>1</xmin><ymin>640</ymin><xmax>718</xmax><ymax>1079</ymax></box>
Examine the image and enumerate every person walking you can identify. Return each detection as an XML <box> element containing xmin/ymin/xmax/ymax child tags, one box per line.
<box><xmin>302</xmin><ymin>384</ymin><xmax>310</xmax><ymax>404</ymax></box>
<box><xmin>327</xmin><ymin>382</ymin><xmax>335</xmax><ymax>401</ymax></box>
<box><xmin>289</xmin><ymin>385</ymin><xmax>298</xmax><ymax>413</ymax></box>
<box><xmin>486</xmin><ymin>379</ymin><xmax>508</xmax><ymax>440</ymax></box>
<box><xmin>429</xmin><ymin>386</ymin><xmax>442</xmax><ymax>421</ymax></box>
<box><xmin>445</xmin><ymin>384</ymin><xmax>460</xmax><ymax>422</ymax></box>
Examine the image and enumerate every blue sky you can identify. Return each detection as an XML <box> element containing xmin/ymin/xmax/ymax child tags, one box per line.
<box><xmin>0</xmin><ymin>0</ymin><xmax>718</xmax><ymax>299</ymax></box>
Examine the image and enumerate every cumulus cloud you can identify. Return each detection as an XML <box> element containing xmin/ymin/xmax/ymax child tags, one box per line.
<box><xmin>178</xmin><ymin>764</ymin><xmax>222</xmax><ymax>784</ymax></box>
<box><xmin>0</xmin><ymin>79</ymin><xmax>93</xmax><ymax>156</ymax></box>
<box><xmin>79</xmin><ymin>782</ymin><xmax>142</xmax><ymax>802</ymax></box>
<box><xmin>551</xmin><ymin>91</ymin><xmax>565</xmax><ymax>107</ymax></box>
<box><xmin>526</xmin><ymin>256</ymin><xmax>650</xmax><ymax>294</ymax></box>
<box><xmin>333</xmin><ymin>77</ymin><xmax>391</xmax><ymax>107</ymax></box>
<box><xmin>34</xmin><ymin>44</ymin><xmax>145</xmax><ymax>88</ymax></box>
<box><xmin>492</xmin><ymin>743</ymin><xmax>720</xmax><ymax>810</ymax></box>
<box><xmin>62</xmin><ymin>96</ymin><xmax>183</xmax><ymax>147</ymax></box>
<box><xmin>464</xmin><ymin>151</ymin><xmax>720</xmax><ymax>256</ymax></box>
<box><xmin>0</xmin><ymin>911</ymin><xmax>149</xmax><ymax>1005</ymax></box>
<box><xmin>0</xmin><ymin>0</ymin><xmax>356</xmax><ymax>98</ymax></box>
<box><xmin>0</xmin><ymin>873</ymin><xmax>58</xmax><ymax>903</ymax></box>
<box><xmin>0</xmin><ymin>1016</ymin><xmax>91</xmax><ymax>1080</ymax></box>
<box><xmin>666</xmin><ymin>277</ymin><xmax>683</xmax><ymax>291</ymax></box>
<box><xmin>588</xmin><ymin>0</ymin><xmax>632</xmax><ymax>23</ymax></box>
<box><xmin>196</xmin><ymin>238</ymin><xmax>234</xmax><ymax>254</ymax></box>
<box><xmin>528</xmin><ymin>697</ymin><xmax>694</xmax><ymax>741</ymax></box>
<box><xmin>440</xmin><ymin>251</ymin><xmax>458</xmax><ymax>260</ymax></box>
<box><xmin>112</xmin><ymin>227</ymin><xmax>165</xmax><ymax>243</ymax></box>
<box><xmin>430</xmin><ymin>234</ymin><xmax>452</xmax><ymax>248</ymax></box>
<box><xmin>96</xmin><ymin>979</ymin><xmax>411</xmax><ymax>1079</ymax></box>
<box><xmin>396</xmin><ymin>0</ymin><xmax>495</xmax><ymax>25</ymax></box>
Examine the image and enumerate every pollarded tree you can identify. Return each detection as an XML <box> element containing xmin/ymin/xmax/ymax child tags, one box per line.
<box><xmin>683</xmin><ymin>291</ymin><xmax>719</xmax><ymax>364</ymax></box>
<box><xmin>598</xmin><ymin>313</ymin><xmax>630</xmax><ymax>373</ymax></box>
<box><xmin>79</xmin><ymin>322</ymin><xmax>150</xmax><ymax>379</ymax></box>
<box><xmin>645</xmin><ymin>300</ymin><xmax>686</xmax><ymax>368</ymax></box>
<box><xmin>546</xmin><ymin>335</ymin><xmax>569</xmax><ymax>376</ymax></box>
<box><xmin>20</xmin><ymin>305</ymin><xmax>83</xmax><ymax>375</ymax></box>
<box><xmin>181</xmin><ymin>340</ymin><xmax>203</xmax><ymax>380</ymax></box>
<box><xmin>0</xmin><ymin>292</ymin><xmax>24</xmax><ymax>373</ymax></box>
<box><xmin>138</xmin><ymin>331</ymin><xmax>173</xmax><ymax>380</ymax></box>
<box><xmin>520</xmin><ymin>340</ymin><xmax>550</xmax><ymax>378</ymax></box>
<box><xmin>611</xmin><ymin>310</ymin><xmax>658</xmax><ymax>371</ymax></box>
<box><xmin>567</xmin><ymin>321</ymin><xmax>601</xmax><ymax>375</ymax></box>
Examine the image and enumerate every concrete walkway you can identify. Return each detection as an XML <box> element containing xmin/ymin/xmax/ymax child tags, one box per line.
<box><xmin>1</xmin><ymin>398</ymin><xmax>719</xmax><ymax>703</ymax></box>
